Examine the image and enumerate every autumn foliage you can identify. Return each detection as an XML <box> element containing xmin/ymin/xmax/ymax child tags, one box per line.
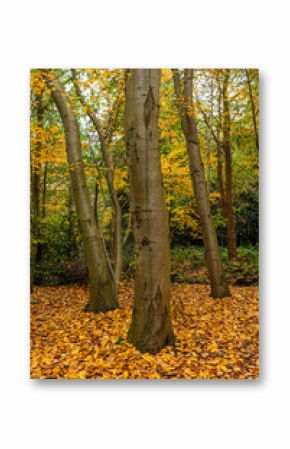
<box><xmin>31</xmin><ymin>282</ymin><xmax>258</xmax><ymax>379</ymax></box>
<box><xmin>30</xmin><ymin>68</ymin><xmax>259</xmax><ymax>377</ymax></box>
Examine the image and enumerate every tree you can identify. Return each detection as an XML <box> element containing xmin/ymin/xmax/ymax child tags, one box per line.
<box><xmin>245</xmin><ymin>69</ymin><xmax>259</xmax><ymax>152</ymax></box>
<box><xmin>30</xmin><ymin>90</ymin><xmax>44</xmax><ymax>291</ymax></box>
<box><xmin>205</xmin><ymin>77</ymin><xmax>214</xmax><ymax>195</ymax></box>
<box><xmin>159</xmin><ymin>69</ymin><xmax>200</xmax><ymax>242</ymax></box>
<box><xmin>125</xmin><ymin>69</ymin><xmax>175</xmax><ymax>353</ymax></box>
<box><xmin>173</xmin><ymin>69</ymin><xmax>230</xmax><ymax>297</ymax></box>
<box><xmin>72</xmin><ymin>69</ymin><xmax>124</xmax><ymax>291</ymax></box>
<box><xmin>46</xmin><ymin>71</ymin><xmax>119</xmax><ymax>312</ymax></box>
<box><xmin>216</xmin><ymin>78</ymin><xmax>227</xmax><ymax>218</ymax></box>
<box><xmin>222</xmin><ymin>69</ymin><xmax>237</xmax><ymax>259</ymax></box>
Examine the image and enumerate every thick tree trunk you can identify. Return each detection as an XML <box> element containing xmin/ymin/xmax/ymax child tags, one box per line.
<box><xmin>245</xmin><ymin>69</ymin><xmax>259</xmax><ymax>152</ymax></box>
<box><xmin>222</xmin><ymin>70</ymin><xmax>237</xmax><ymax>259</ymax></box>
<box><xmin>47</xmin><ymin>72</ymin><xmax>118</xmax><ymax>312</ymax></box>
<box><xmin>173</xmin><ymin>69</ymin><xmax>230</xmax><ymax>298</ymax></box>
<box><xmin>125</xmin><ymin>69</ymin><xmax>175</xmax><ymax>353</ymax></box>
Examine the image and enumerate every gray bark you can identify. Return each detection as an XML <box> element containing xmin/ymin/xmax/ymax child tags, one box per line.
<box><xmin>47</xmin><ymin>72</ymin><xmax>119</xmax><ymax>312</ymax></box>
<box><xmin>31</xmin><ymin>93</ymin><xmax>43</xmax><ymax>291</ymax></box>
<box><xmin>125</xmin><ymin>69</ymin><xmax>175</xmax><ymax>353</ymax></box>
<box><xmin>173</xmin><ymin>69</ymin><xmax>230</xmax><ymax>298</ymax></box>
<box><xmin>72</xmin><ymin>70</ymin><xmax>123</xmax><ymax>291</ymax></box>
<box><xmin>245</xmin><ymin>69</ymin><xmax>259</xmax><ymax>152</ymax></box>
<box><xmin>222</xmin><ymin>70</ymin><xmax>237</xmax><ymax>259</ymax></box>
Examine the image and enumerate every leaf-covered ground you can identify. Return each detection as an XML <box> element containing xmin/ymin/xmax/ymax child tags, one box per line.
<box><xmin>30</xmin><ymin>282</ymin><xmax>259</xmax><ymax>379</ymax></box>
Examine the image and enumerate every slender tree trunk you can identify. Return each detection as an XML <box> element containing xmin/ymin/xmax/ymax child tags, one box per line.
<box><xmin>105</xmin><ymin>165</ymin><xmax>122</xmax><ymax>289</ymax></box>
<box><xmin>173</xmin><ymin>69</ymin><xmax>230</xmax><ymax>298</ymax></box>
<box><xmin>245</xmin><ymin>69</ymin><xmax>259</xmax><ymax>152</ymax></box>
<box><xmin>206</xmin><ymin>79</ymin><xmax>214</xmax><ymax>195</ymax></box>
<box><xmin>125</xmin><ymin>69</ymin><xmax>175</xmax><ymax>353</ymax></box>
<box><xmin>222</xmin><ymin>70</ymin><xmax>237</xmax><ymax>259</ymax></box>
<box><xmin>31</xmin><ymin>94</ymin><xmax>43</xmax><ymax>291</ymax></box>
<box><xmin>36</xmin><ymin>160</ymin><xmax>48</xmax><ymax>264</ymax></box>
<box><xmin>196</xmin><ymin>88</ymin><xmax>226</xmax><ymax>215</ymax></box>
<box><xmin>42</xmin><ymin>162</ymin><xmax>48</xmax><ymax>219</ymax></box>
<box><xmin>206</xmin><ymin>131</ymin><xmax>211</xmax><ymax>195</ymax></box>
<box><xmin>216</xmin><ymin>88</ymin><xmax>227</xmax><ymax>217</ymax></box>
<box><xmin>122</xmin><ymin>210</ymin><xmax>132</xmax><ymax>247</ymax></box>
<box><xmin>68</xmin><ymin>183</ymin><xmax>78</xmax><ymax>257</ymax></box>
<box><xmin>72</xmin><ymin>70</ymin><xmax>123</xmax><ymax>291</ymax></box>
<box><xmin>31</xmin><ymin>168</ymin><xmax>39</xmax><ymax>290</ymax></box>
<box><xmin>47</xmin><ymin>72</ymin><xmax>118</xmax><ymax>312</ymax></box>
<box><xmin>216</xmin><ymin>132</ymin><xmax>227</xmax><ymax>217</ymax></box>
<box><xmin>93</xmin><ymin>180</ymin><xmax>99</xmax><ymax>223</ymax></box>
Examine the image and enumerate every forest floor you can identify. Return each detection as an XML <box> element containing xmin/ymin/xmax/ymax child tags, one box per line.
<box><xmin>30</xmin><ymin>281</ymin><xmax>259</xmax><ymax>379</ymax></box>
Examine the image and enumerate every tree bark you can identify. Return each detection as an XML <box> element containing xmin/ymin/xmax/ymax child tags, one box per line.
<box><xmin>72</xmin><ymin>70</ymin><xmax>123</xmax><ymax>292</ymax></box>
<box><xmin>31</xmin><ymin>93</ymin><xmax>43</xmax><ymax>291</ymax></box>
<box><xmin>222</xmin><ymin>70</ymin><xmax>237</xmax><ymax>259</ymax></box>
<box><xmin>125</xmin><ymin>69</ymin><xmax>175</xmax><ymax>353</ymax></box>
<box><xmin>122</xmin><ymin>210</ymin><xmax>132</xmax><ymax>247</ymax></box>
<box><xmin>216</xmin><ymin>85</ymin><xmax>227</xmax><ymax>217</ymax></box>
<box><xmin>47</xmin><ymin>72</ymin><xmax>118</xmax><ymax>312</ymax></box>
<box><xmin>68</xmin><ymin>183</ymin><xmax>78</xmax><ymax>257</ymax></box>
<box><xmin>191</xmin><ymin>82</ymin><xmax>227</xmax><ymax>220</ymax></box>
<box><xmin>36</xmin><ymin>159</ymin><xmax>48</xmax><ymax>264</ymax></box>
<box><xmin>245</xmin><ymin>69</ymin><xmax>259</xmax><ymax>152</ymax></box>
<box><xmin>173</xmin><ymin>69</ymin><xmax>230</xmax><ymax>298</ymax></box>
<box><xmin>206</xmin><ymin>79</ymin><xmax>214</xmax><ymax>195</ymax></box>
<box><xmin>42</xmin><ymin>162</ymin><xmax>48</xmax><ymax>219</ymax></box>
<box><xmin>93</xmin><ymin>179</ymin><xmax>99</xmax><ymax>224</ymax></box>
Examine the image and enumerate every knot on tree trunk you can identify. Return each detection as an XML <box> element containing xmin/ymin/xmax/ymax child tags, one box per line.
<box><xmin>144</xmin><ymin>86</ymin><xmax>155</xmax><ymax>127</ymax></box>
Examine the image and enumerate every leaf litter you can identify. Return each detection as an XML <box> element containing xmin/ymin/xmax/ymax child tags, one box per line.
<box><xmin>30</xmin><ymin>281</ymin><xmax>259</xmax><ymax>379</ymax></box>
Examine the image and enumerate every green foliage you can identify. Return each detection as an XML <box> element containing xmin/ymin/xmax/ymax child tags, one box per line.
<box><xmin>34</xmin><ymin>213</ymin><xmax>87</xmax><ymax>285</ymax></box>
<box><xmin>36</xmin><ymin>242</ymin><xmax>258</xmax><ymax>287</ymax></box>
<box><xmin>170</xmin><ymin>246</ymin><xmax>258</xmax><ymax>286</ymax></box>
<box><xmin>225</xmin><ymin>247</ymin><xmax>259</xmax><ymax>285</ymax></box>
<box><xmin>122</xmin><ymin>250</ymin><xmax>136</xmax><ymax>279</ymax></box>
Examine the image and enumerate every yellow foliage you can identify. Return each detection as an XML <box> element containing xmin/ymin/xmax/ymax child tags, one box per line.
<box><xmin>30</xmin><ymin>282</ymin><xmax>259</xmax><ymax>379</ymax></box>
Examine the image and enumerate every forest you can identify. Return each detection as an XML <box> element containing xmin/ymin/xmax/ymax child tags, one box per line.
<box><xmin>30</xmin><ymin>68</ymin><xmax>259</xmax><ymax>379</ymax></box>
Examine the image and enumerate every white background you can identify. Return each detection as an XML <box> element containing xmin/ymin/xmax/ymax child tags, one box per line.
<box><xmin>0</xmin><ymin>0</ymin><xmax>289</xmax><ymax>447</ymax></box>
